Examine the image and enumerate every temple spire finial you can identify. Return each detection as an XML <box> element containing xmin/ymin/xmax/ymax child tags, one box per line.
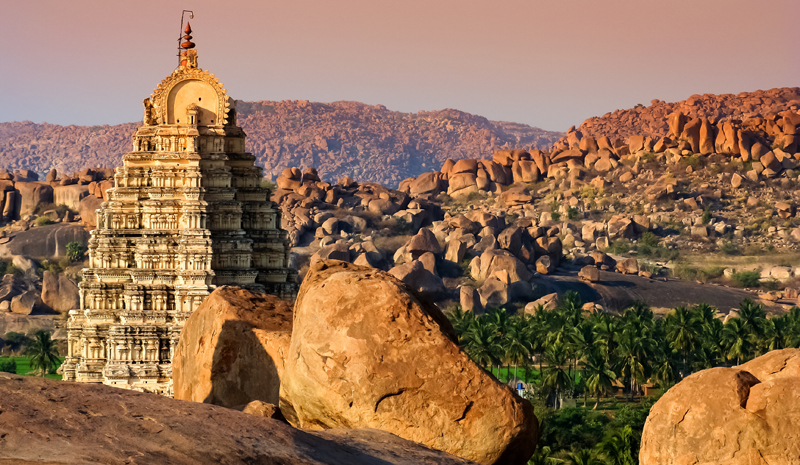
<box><xmin>177</xmin><ymin>10</ymin><xmax>196</xmax><ymax>68</ymax></box>
<box><xmin>181</xmin><ymin>22</ymin><xmax>195</xmax><ymax>50</ymax></box>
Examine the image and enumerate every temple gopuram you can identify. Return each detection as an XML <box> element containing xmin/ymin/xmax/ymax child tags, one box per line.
<box><xmin>61</xmin><ymin>24</ymin><xmax>297</xmax><ymax>394</ymax></box>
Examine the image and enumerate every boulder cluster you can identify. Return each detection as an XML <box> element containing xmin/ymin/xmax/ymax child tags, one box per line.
<box><xmin>174</xmin><ymin>262</ymin><xmax>539</xmax><ymax>465</ymax></box>
<box><xmin>0</xmin><ymin>167</ymin><xmax>113</xmax><ymax>231</ymax></box>
<box><xmin>273</xmin><ymin>166</ymin><xmax>441</xmax><ymax>248</ymax></box>
<box><xmin>576</xmin><ymin>87</ymin><xmax>800</xmax><ymax>140</ymax></box>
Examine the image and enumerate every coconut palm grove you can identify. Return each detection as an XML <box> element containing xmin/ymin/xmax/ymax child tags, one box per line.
<box><xmin>446</xmin><ymin>295</ymin><xmax>799</xmax><ymax>464</ymax></box>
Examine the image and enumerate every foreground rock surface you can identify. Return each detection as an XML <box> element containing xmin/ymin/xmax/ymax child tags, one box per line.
<box><xmin>282</xmin><ymin>260</ymin><xmax>538</xmax><ymax>465</ymax></box>
<box><xmin>173</xmin><ymin>286</ymin><xmax>292</xmax><ymax>408</ymax></box>
<box><xmin>640</xmin><ymin>348</ymin><xmax>800</xmax><ymax>464</ymax></box>
<box><xmin>0</xmin><ymin>373</ymin><xmax>474</xmax><ymax>465</ymax></box>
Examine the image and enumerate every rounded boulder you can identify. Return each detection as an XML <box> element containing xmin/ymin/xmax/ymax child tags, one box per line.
<box><xmin>281</xmin><ymin>260</ymin><xmax>538</xmax><ymax>465</ymax></box>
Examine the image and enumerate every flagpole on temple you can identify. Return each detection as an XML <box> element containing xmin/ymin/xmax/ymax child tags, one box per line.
<box><xmin>178</xmin><ymin>10</ymin><xmax>195</xmax><ymax>67</ymax></box>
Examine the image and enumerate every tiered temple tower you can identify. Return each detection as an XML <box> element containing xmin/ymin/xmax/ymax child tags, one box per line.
<box><xmin>61</xmin><ymin>25</ymin><xmax>297</xmax><ymax>394</ymax></box>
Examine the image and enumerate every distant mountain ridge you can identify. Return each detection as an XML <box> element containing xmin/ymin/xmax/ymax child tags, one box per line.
<box><xmin>0</xmin><ymin>101</ymin><xmax>563</xmax><ymax>187</ymax></box>
<box><xmin>572</xmin><ymin>87</ymin><xmax>800</xmax><ymax>142</ymax></box>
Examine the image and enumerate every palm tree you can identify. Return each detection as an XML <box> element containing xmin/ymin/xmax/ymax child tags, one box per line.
<box><xmin>584</xmin><ymin>350</ymin><xmax>616</xmax><ymax>409</ymax></box>
<box><xmin>503</xmin><ymin>317</ymin><xmax>531</xmax><ymax>384</ymax></box>
<box><xmin>558</xmin><ymin>290</ymin><xmax>584</xmax><ymax>327</ymax></box>
<box><xmin>28</xmin><ymin>331</ymin><xmax>60</xmax><ymax>377</ymax></box>
<box><xmin>616</xmin><ymin>331</ymin><xmax>653</xmax><ymax>402</ymax></box>
<box><xmin>570</xmin><ymin>321</ymin><xmax>598</xmax><ymax>405</ymax></box>
<box><xmin>446</xmin><ymin>304</ymin><xmax>474</xmax><ymax>343</ymax></box>
<box><xmin>761</xmin><ymin>317</ymin><xmax>789</xmax><ymax>352</ymax></box>
<box><xmin>721</xmin><ymin>317</ymin><xmax>754</xmax><ymax>365</ymax></box>
<box><xmin>563</xmin><ymin>448</ymin><xmax>605</xmax><ymax>465</ymax></box>
<box><xmin>527</xmin><ymin>445</ymin><xmax>561</xmax><ymax>465</ymax></box>
<box><xmin>737</xmin><ymin>299</ymin><xmax>766</xmax><ymax>337</ymax></box>
<box><xmin>594</xmin><ymin>314</ymin><xmax>621</xmax><ymax>360</ymax></box>
<box><xmin>665</xmin><ymin>306</ymin><xmax>701</xmax><ymax>374</ymax></box>
<box><xmin>463</xmin><ymin>320</ymin><xmax>500</xmax><ymax>371</ymax></box>
<box><xmin>543</xmin><ymin>341</ymin><xmax>573</xmax><ymax>409</ymax></box>
<box><xmin>599</xmin><ymin>425</ymin><xmax>636</xmax><ymax>465</ymax></box>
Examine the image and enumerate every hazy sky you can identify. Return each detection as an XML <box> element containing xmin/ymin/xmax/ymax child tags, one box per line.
<box><xmin>1</xmin><ymin>0</ymin><xmax>797</xmax><ymax>131</ymax></box>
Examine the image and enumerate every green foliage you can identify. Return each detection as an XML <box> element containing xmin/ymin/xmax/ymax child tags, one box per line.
<box><xmin>27</xmin><ymin>331</ymin><xmax>60</xmax><ymax>377</ymax></box>
<box><xmin>0</xmin><ymin>357</ymin><xmax>16</xmax><ymax>373</ymax></box>
<box><xmin>550</xmin><ymin>212</ymin><xmax>561</xmax><ymax>222</ymax></box>
<box><xmin>720</xmin><ymin>241</ymin><xmax>739</xmax><ymax>255</ymax></box>
<box><xmin>465</xmin><ymin>191</ymin><xmax>487</xmax><ymax>203</ymax></box>
<box><xmin>605</xmin><ymin>241</ymin><xmax>630</xmax><ymax>254</ymax></box>
<box><xmin>672</xmin><ymin>264</ymin><xmax>724</xmax><ymax>282</ymax></box>
<box><xmin>731</xmin><ymin>270</ymin><xmax>761</xmax><ymax>288</ymax></box>
<box><xmin>259</xmin><ymin>179</ymin><xmax>277</xmax><ymax>191</ymax></box>
<box><xmin>580</xmin><ymin>185</ymin><xmax>602</xmax><ymax>200</ymax></box>
<box><xmin>436</xmin><ymin>193</ymin><xmax>453</xmax><ymax>205</ymax></box>
<box><xmin>66</xmin><ymin>242</ymin><xmax>86</xmax><ymax>262</ymax></box>
<box><xmin>3</xmin><ymin>332</ymin><xmax>32</xmax><ymax>353</ymax></box>
<box><xmin>701</xmin><ymin>209</ymin><xmax>712</xmax><ymax>225</ymax></box>
<box><xmin>447</xmin><ymin>299</ymin><xmax>797</xmax><ymax>459</ymax></box>
<box><xmin>567</xmin><ymin>207</ymin><xmax>579</xmax><ymax>221</ymax></box>
<box><xmin>685</xmin><ymin>155</ymin><xmax>701</xmax><ymax>168</ymax></box>
<box><xmin>537</xmin><ymin>408</ymin><xmax>610</xmax><ymax>453</ymax></box>
<box><xmin>35</xmin><ymin>216</ymin><xmax>52</xmax><ymax>227</ymax></box>
<box><xmin>639</xmin><ymin>232</ymin><xmax>659</xmax><ymax>248</ymax></box>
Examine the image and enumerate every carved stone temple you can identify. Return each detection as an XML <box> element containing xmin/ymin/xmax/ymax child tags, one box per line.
<box><xmin>61</xmin><ymin>25</ymin><xmax>297</xmax><ymax>394</ymax></box>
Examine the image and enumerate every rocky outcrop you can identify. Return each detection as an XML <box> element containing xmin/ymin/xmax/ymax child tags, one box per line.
<box><xmin>640</xmin><ymin>349</ymin><xmax>800</xmax><ymax>464</ymax></box>
<box><xmin>282</xmin><ymin>260</ymin><xmax>538</xmax><ymax>465</ymax></box>
<box><xmin>0</xmin><ymin>372</ymin><xmax>474</xmax><ymax>465</ymax></box>
<box><xmin>173</xmin><ymin>286</ymin><xmax>293</xmax><ymax>409</ymax></box>
<box><xmin>0</xmin><ymin>102</ymin><xmax>563</xmax><ymax>187</ymax></box>
<box><xmin>40</xmin><ymin>271</ymin><xmax>79</xmax><ymax>313</ymax></box>
<box><xmin>10</xmin><ymin>290</ymin><xmax>39</xmax><ymax>315</ymax></box>
<box><xmin>573</xmin><ymin>87</ymin><xmax>800</xmax><ymax>141</ymax></box>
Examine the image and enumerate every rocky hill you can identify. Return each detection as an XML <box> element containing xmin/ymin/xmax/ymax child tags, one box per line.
<box><xmin>0</xmin><ymin>101</ymin><xmax>563</xmax><ymax>187</ymax></box>
<box><xmin>570</xmin><ymin>87</ymin><xmax>800</xmax><ymax>142</ymax></box>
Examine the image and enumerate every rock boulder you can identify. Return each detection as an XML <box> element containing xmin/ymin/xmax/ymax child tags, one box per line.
<box><xmin>173</xmin><ymin>286</ymin><xmax>293</xmax><ymax>409</ymax></box>
<box><xmin>282</xmin><ymin>260</ymin><xmax>538</xmax><ymax>465</ymax></box>
<box><xmin>0</xmin><ymin>372</ymin><xmax>474</xmax><ymax>465</ymax></box>
<box><xmin>640</xmin><ymin>349</ymin><xmax>800</xmax><ymax>465</ymax></box>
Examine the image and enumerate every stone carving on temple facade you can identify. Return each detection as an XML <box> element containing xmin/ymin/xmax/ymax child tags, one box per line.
<box><xmin>61</xmin><ymin>27</ymin><xmax>298</xmax><ymax>395</ymax></box>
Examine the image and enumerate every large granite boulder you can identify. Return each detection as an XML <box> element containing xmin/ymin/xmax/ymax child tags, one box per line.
<box><xmin>53</xmin><ymin>184</ymin><xmax>90</xmax><ymax>212</ymax></box>
<box><xmin>0</xmin><ymin>372</ymin><xmax>473</xmax><ymax>465</ymax></box>
<box><xmin>640</xmin><ymin>349</ymin><xmax>800</xmax><ymax>464</ymax></box>
<box><xmin>6</xmin><ymin>223</ymin><xmax>91</xmax><ymax>259</ymax></box>
<box><xmin>14</xmin><ymin>182</ymin><xmax>54</xmax><ymax>219</ymax></box>
<box><xmin>173</xmin><ymin>286</ymin><xmax>292</xmax><ymax>409</ymax></box>
<box><xmin>10</xmin><ymin>290</ymin><xmax>39</xmax><ymax>315</ymax></box>
<box><xmin>40</xmin><ymin>271</ymin><xmax>79</xmax><ymax>313</ymax></box>
<box><xmin>388</xmin><ymin>260</ymin><xmax>446</xmax><ymax>301</ymax></box>
<box><xmin>471</xmin><ymin>249</ymin><xmax>532</xmax><ymax>283</ymax></box>
<box><xmin>282</xmin><ymin>260</ymin><xmax>538</xmax><ymax>465</ymax></box>
<box><xmin>79</xmin><ymin>194</ymin><xmax>103</xmax><ymax>229</ymax></box>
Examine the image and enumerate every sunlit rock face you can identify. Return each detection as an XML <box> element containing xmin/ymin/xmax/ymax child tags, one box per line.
<box><xmin>61</xmin><ymin>32</ymin><xmax>297</xmax><ymax>395</ymax></box>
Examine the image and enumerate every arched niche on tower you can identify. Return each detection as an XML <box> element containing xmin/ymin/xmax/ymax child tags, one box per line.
<box><xmin>166</xmin><ymin>79</ymin><xmax>219</xmax><ymax>126</ymax></box>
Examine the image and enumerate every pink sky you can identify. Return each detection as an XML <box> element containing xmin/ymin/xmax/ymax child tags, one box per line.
<box><xmin>1</xmin><ymin>0</ymin><xmax>797</xmax><ymax>131</ymax></box>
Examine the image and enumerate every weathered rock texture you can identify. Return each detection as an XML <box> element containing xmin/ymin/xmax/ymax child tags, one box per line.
<box><xmin>282</xmin><ymin>260</ymin><xmax>538</xmax><ymax>465</ymax></box>
<box><xmin>173</xmin><ymin>286</ymin><xmax>292</xmax><ymax>408</ymax></box>
<box><xmin>40</xmin><ymin>270</ymin><xmax>80</xmax><ymax>313</ymax></box>
<box><xmin>640</xmin><ymin>348</ymin><xmax>800</xmax><ymax>464</ymax></box>
<box><xmin>0</xmin><ymin>372</ymin><xmax>474</xmax><ymax>465</ymax></box>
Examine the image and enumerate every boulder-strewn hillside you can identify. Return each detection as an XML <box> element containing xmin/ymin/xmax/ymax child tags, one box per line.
<box><xmin>0</xmin><ymin>101</ymin><xmax>563</xmax><ymax>187</ymax></box>
<box><xmin>570</xmin><ymin>87</ymin><xmax>800</xmax><ymax>142</ymax></box>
